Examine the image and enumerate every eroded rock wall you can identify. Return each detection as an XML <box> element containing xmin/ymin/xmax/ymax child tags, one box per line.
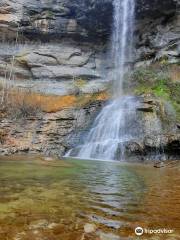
<box><xmin>0</xmin><ymin>0</ymin><xmax>179</xmax><ymax>85</ymax></box>
<box><xmin>0</xmin><ymin>102</ymin><xmax>103</xmax><ymax>156</ymax></box>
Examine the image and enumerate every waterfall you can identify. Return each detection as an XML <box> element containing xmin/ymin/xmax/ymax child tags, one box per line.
<box><xmin>112</xmin><ymin>0</ymin><xmax>135</xmax><ymax>95</ymax></box>
<box><xmin>66</xmin><ymin>0</ymin><xmax>139</xmax><ymax>160</ymax></box>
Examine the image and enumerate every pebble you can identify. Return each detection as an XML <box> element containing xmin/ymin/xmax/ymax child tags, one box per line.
<box><xmin>99</xmin><ymin>232</ymin><xmax>121</xmax><ymax>240</ymax></box>
<box><xmin>29</xmin><ymin>219</ymin><xmax>49</xmax><ymax>230</ymax></box>
<box><xmin>84</xmin><ymin>223</ymin><xmax>97</xmax><ymax>233</ymax></box>
<box><xmin>47</xmin><ymin>223</ymin><xmax>59</xmax><ymax>229</ymax></box>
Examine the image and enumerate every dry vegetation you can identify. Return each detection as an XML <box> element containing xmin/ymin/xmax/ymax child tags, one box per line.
<box><xmin>0</xmin><ymin>129</ymin><xmax>7</xmax><ymax>144</ymax></box>
<box><xmin>0</xmin><ymin>86</ymin><xmax>109</xmax><ymax>119</ymax></box>
<box><xmin>169</xmin><ymin>65</ymin><xmax>180</xmax><ymax>83</ymax></box>
<box><xmin>0</xmin><ymin>87</ymin><xmax>42</xmax><ymax>119</ymax></box>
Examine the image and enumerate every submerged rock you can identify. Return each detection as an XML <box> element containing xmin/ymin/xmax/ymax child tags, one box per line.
<box><xmin>84</xmin><ymin>223</ymin><xmax>97</xmax><ymax>233</ymax></box>
<box><xmin>99</xmin><ymin>232</ymin><xmax>121</xmax><ymax>240</ymax></box>
<box><xmin>29</xmin><ymin>219</ymin><xmax>49</xmax><ymax>230</ymax></box>
<box><xmin>47</xmin><ymin>222</ymin><xmax>59</xmax><ymax>229</ymax></box>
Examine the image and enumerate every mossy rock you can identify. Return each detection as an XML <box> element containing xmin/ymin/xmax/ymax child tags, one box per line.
<box><xmin>74</xmin><ymin>78</ymin><xmax>87</xmax><ymax>88</ymax></box>
<box><xmin>132</xmin><ymin>63</ymin><xmax>180</xmax><ymax>121</ymax></box>
<box><xmin>15</xmin><ymin>53</ymin><xmax>29</xmax><ymax>65</ymax></box>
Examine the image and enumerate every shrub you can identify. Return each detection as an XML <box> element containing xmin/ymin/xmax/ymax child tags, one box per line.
<box><xmin>0</xmin><ymin>129</ymin><xmax>7</xmax><ymax>144</ymax></box>
<box><xmin>0</xmin><ymin>87</ymin><xmax>42</xmax><ymax>119</ymax></box>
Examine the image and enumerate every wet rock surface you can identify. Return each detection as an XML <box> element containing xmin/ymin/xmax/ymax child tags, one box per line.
<box><xmin>122</xmin><ymin>95</ymin><xmax>180</xmax><ymax>161</ymax></box>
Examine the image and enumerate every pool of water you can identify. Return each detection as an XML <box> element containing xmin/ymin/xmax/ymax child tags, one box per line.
<box><xmin>0</xmin><ymin>155</ymin><xmax>180</xmax><ymax>240</ymax></box>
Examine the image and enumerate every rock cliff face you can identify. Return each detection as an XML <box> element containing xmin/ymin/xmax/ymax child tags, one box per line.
<box><xmin>122</xmin><ymin>95</ymin><xmax>180</xmax><ymax>161</ymax></box>
<box><xmin>0</xmin><ymin>0</ymin><xmax>179</xmax><ymax>83</ymax></box>
<box><xmin>0</xmin><ymin>0</ymin><xmax>178</xmax><ymax>41</ymax></box>
<box><xmin>0</xmin><ymin>0</ymin><xmax>179</xmax><ymax>160</ymax></box>
<box><xmin>0</xmin><ymin>102</ymin><xmax>103</xmax><ymax>156</ymax></box>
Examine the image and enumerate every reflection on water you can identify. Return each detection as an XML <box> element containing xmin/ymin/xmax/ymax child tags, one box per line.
<box><xmin>0</xmin><ymin>155</ymin><xmax>180</xmax><ymax>240</ymax></box>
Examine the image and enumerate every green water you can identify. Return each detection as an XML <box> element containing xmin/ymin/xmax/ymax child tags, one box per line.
<box><xmin>0</xmin><ymin>155</ymin><xmax>180</xmax><ymax>240</ymax></box>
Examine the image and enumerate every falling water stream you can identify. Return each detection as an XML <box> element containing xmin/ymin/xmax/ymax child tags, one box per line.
<box><xmin>67</xmin><ymin>0</ymin><xmax>140</xmax><ymax>160</ymax></box>
<box><xmin>112</xmin><ymin>0</ymin><xmax>135</xmax><ymax>93</ymax></box>
<box><xmin>76</xmin><ymin>96</ymin><xmax>141</xmax><ymax>160</ymax></box>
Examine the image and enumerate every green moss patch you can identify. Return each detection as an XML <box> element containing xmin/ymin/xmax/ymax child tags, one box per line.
<box><xmin>133</xmin><ymin>64</ymin><xmax>180</xmax><ymax>121</ymax></box>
